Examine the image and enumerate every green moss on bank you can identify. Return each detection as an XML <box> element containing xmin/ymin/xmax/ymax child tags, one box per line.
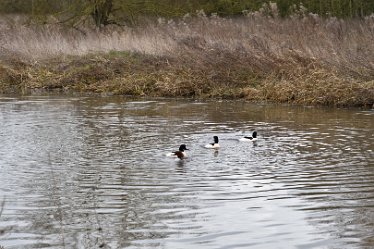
<box><xmin>0</xmin><ymin>52</ymin><xmax>373</xmax><ymax>107</ymax></box>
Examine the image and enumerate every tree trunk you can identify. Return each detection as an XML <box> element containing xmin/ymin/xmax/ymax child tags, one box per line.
<box><xmin>90</xmin><ymin>0</ymin><xmax>113</xmax><ymax>27</ymax></box>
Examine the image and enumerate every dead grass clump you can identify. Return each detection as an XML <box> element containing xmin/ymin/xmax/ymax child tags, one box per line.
<box><xmin>0</xmin><ymin>63</ymin><xmax>25</xmax><ymax>93</ymax></box>
<box><xmin>262</xmin><ymin>69</ymin><xmax>374</xmax><ymax>107</ymax></box>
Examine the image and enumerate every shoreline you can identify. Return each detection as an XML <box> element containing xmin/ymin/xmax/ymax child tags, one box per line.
<box><xmin>0</xmin><ymin>52</ymin><xmax>373</xmax><ymax>108</ymax></box>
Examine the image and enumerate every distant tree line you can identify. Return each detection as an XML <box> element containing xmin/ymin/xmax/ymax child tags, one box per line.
<box><xmin>0</xmin><ymin>0</ymin><xmax>373</xmax><ymax>27</ymax></box>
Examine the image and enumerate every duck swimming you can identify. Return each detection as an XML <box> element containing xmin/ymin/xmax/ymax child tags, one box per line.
<box><xmin>239</xmin><ymin>131</ymin><xmax>258</xmax><ymax>142</ymax></box>
<box><xmin>170</xmin><ymin>144</ymin><xmax>189</xmax><ymax>159</ymax></box>
<box><xmin>204</xmin><ymin>136</ymin><xmax>220</xmax><ymax>149</ymax></box>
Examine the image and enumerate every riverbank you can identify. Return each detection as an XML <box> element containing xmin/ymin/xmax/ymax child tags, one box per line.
<box><xmin>0</xmin><ymin>14</ymin><xmax>373</xmax><ymax>107</ymax></box>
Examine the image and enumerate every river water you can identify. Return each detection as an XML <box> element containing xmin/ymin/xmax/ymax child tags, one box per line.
<box><xmin>0</xmin><ymin>95</ymin><xmax>373</xmax><ymax>249</ymax></box>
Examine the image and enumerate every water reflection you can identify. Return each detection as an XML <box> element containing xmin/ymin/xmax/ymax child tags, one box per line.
<box><xmin>0</xmin><ymin>95</ymin><xmax>373</xmax><ymax>249</ymax></box>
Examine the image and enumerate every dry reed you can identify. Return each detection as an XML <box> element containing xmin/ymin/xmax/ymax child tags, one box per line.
<box><xmin>0</xmin><ymin>12</ymin><xmax>373</xmax><ymax>106</ymax></box>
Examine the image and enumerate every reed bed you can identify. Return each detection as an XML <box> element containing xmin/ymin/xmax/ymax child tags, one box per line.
<box><xmin>0</xmin><ymin>12</ymin><xmax>373</xmax><ymax>106</ymax></box>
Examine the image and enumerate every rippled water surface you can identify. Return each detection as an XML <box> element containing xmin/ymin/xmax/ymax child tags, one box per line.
<box><xmin>0</xmin><ymin>95</ymin><xmax>373</xmax><ymax>249</ymax></box>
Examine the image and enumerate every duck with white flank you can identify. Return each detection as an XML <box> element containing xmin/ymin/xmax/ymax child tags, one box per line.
<box><xmin>169</xmin><ymin>144</ymin><xmax>189</xmax><ymax>159</ymax></box>
<box><xmin>239</xmin><ymin>131</ymin><xmax>258</xmax><ymax>142</ymax></box>
<box><xmin>204</xmin><ymin>136</ymin><xmax>220</xmax><ymax>149</ymax></box>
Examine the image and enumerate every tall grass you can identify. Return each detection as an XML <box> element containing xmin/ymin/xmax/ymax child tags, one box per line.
<box><xmin>1</xmin><ymin>12</ymin><xmax>373</xmax><ymax>78</ymax></box>
<box><xmin>0</xmin><ymin>11</ymin><xmax>373</xmax><ymax>106</ymax></box>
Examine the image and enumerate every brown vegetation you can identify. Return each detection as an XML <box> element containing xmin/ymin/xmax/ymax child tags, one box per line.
<box><xmin>0</xmin><ymin>12</ymin><xmax>373</xmax><ymax>107</ymax></box>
